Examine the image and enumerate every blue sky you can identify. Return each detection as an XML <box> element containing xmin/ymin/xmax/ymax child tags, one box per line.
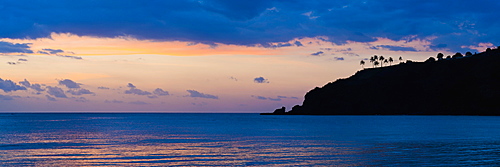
<box><xmin>0</xmin><ymin>0</ymin><xmax>498</xmax><ymax>112</ymax></box>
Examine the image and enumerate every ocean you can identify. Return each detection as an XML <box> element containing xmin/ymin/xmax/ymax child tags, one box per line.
<box><xmin>1</xmin><ymin>113</ymin><xmax>499</xmax><ymax>166</ymax></box>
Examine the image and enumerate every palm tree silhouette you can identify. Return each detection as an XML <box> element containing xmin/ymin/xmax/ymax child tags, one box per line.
<box><xmin>399</xmin><ymin>56</ymin><xmax>403</xmax><ymax>63</ymax></box>
<box><xmin>369</xmin><ymin>56</ymin><xmax>376</xmax><ymax>68</ymax></box>
<box><xmin>379</xmin><ymin>56</ymin><xmax>385</xmax><ymax>67</ymax></box>
<box><xmin>374</xmin><ymin>61</ymin><xmax>380</xmax><ymax>67</ymax></box>
<box><xmin>388</xmin><ymin>57</ymin><xmax>394</xmax><ymax>65</ymax></box>
<box><xmin>372</xmin><ymin>55</ymin><xmax>379</xmax><ymax>68</ymax></box>
<box><xmin>360</xmin><ymin>60</ymin><xmax>365</xmax><ymax>68</ymax></box>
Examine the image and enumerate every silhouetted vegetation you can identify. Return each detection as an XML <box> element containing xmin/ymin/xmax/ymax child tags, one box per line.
<box><xmin>437</xmin><ymin>53</ymin><xmax>444</xmax><ymax>60</ymax></box>
<box><xmin>452</xmin><ymin>52</ymin><xmax>463</xmax><ymax>58</ymax></box>
<box><xmin>465</xmin><ymin>51</ymin><xmax>473</xmax><ymax>57</ymax></box>
<box><xmin>425</xmin><ymin>57</ymin><xmax>436</xmax><ymax>62</ymax></box>
<box><xmin>379</xmin><ymin>56</ymin><xmax>385</xmax><ymax>67</ymax></box>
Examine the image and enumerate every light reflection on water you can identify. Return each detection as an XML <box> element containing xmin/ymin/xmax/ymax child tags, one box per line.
<box><xmin>1</xmin><ymin>114</ymin><xmax>500</xmax><ymax>166</ymax></box>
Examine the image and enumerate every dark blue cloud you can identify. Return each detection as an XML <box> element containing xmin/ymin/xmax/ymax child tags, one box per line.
<box><xmin>261</xmin><ymin>42</ymin><xmax>297</xmax><ymax>48</ymax></box>
<box><xmin>42</xmin><ymin>48</ymin><xmax>64</xmax><ymax>54</ymax></box>
<box><xmin>310</xmin><ymin>51</ymin><xmax>324</xmax><ymax>56</ymax></box>
<box><xmin>186</xmin><ymin>90</ymin><xmax>218</xmax><ymax>99</ymax></box>
<box><xmin>333</xmin><ymin>57</ymin><xmax>344</xmax><ymax>61</ymax></box>
<box><xmin>254</xmin><ymin>77</ymin><xmax>269</xmax><ymax>83</ymax></box>
<box><xmin>57</xmin><ymin>55</ymin><xmax>83</xmax><ymax>60</ymax></box>
<box><xmin>0</xmin><ymin>41</ymin><xmax>33</xmax><ymax>53</ymax></box>
<box><xmin>0</xmin><ymin>78</ymin><xmax>27</xmax><ymax>92</ymax></box>
<box><xmin>0</xmin><ymin>0</ymin><xmax>498</xmax><ymax>51</ymax></box>
<box><xmin>294</xmin><ymin>41</ymin><xmax>303</xmax><ymax>47</ymax></box>
<box><xmin>376</xmin><ymin>45</ymin><xmax>418</xmax><ymax>52</ymax></box>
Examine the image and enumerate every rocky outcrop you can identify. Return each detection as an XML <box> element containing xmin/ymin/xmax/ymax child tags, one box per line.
<box><xmin>263</xmin><ymin>48</ymin><xmax>500</xmax><ymax>115</ymax></box>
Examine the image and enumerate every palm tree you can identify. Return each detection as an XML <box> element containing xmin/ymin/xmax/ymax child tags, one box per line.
<box><xmin>399</xmin><ymin>56</ymin><xmax>403</xmax><ymax>63</ymax></box>
<box><xmin>384</xmin><ymin>59</ymin><xmax>388</xmax><ymax>65</ymax></box>
<box><xmin>360</xmin><ymin>60</ymin><xmax>365</xmax><ymax>68</ymax></box>
<box><xmin>379</xmin><ymin>56</ymin><xmax>385</xmax><ymax>67</ymax></box>
<box><xmin>371</xmin><ymin>55</ymin><xmax>379</xmax><ymax>68</ymax></box>
<box><xmin>388</xmin><ymin>57</ymin><xmax>394</xmax><ymax>65</ymax></box>
<box><xmin>374</xmin><ymin>61</ymin><xmax>380</xmax><ymax>67</ymax></box>
<box><xmin>369</xmin><ymin>56</ymin><xmax>376</xmax><ymax>68</ymax></box>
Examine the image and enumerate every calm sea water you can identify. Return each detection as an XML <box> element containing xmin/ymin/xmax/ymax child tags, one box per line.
<box><xmin>1</xmin><ymin>113</ymin><xmax>500</xmax><ymax>166</ymax></box>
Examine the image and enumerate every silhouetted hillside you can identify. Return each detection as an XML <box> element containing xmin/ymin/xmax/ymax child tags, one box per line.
<box><xmin>263</xmin><ymin>48</ymin><xmax>500</xmax><ymax>115</ymax></box>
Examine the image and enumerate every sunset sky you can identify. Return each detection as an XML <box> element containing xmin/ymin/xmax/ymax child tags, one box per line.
<box><xmin>0</xmin><ymin>0</ymin><xmax>498</xmax><ymax>112</ymax></box>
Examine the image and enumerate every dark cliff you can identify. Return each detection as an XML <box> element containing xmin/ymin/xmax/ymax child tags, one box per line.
<box><xmin>265</xmin><ymin>48</ymin><xmax>500</xmax><ymax>115</ymax></box>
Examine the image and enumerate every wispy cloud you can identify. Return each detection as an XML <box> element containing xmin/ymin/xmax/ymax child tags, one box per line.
<box><xmin>67</xmin><ymin>88</ymin><xmax>94</xmax><ymax>96</ymax></box>
<box><xmin>186</xmin><ymin>90</ymin><xmax>218</xmax><ymax>99</ymax></box>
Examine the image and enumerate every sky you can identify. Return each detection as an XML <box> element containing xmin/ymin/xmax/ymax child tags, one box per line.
<box><xmin>0</xmin><ymin>0</ymin><xmax>499</xmax><ymax>112</ymax></box>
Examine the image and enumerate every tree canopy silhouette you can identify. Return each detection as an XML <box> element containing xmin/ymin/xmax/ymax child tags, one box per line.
<box><xmin>437</xmin><ymin>53</ymin><xmax>444</xmax><ymax>60</ymax></box>
<box><xmin>452</xmin><ymin>52</ymin><xmax>463</xmax><ymax>58</ymax></box>
<box><xmin>465</xmin><ymin>52</ymin><xmax>473</xmax><ymax>57</ymax></box>
<box><xmin>379</xmin><ymin>56</ymin><xmax>385</xmax><ymax>67</ymax></box>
